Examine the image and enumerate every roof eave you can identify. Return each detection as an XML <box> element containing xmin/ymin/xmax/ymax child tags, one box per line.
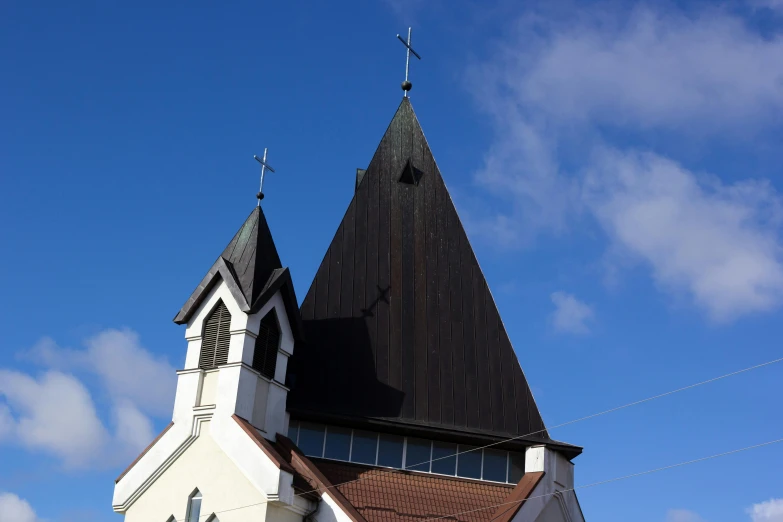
<box><xmin>173</xmin><ymin>257</ymin><xmax>250</xmax><ymax>325</ymax></box>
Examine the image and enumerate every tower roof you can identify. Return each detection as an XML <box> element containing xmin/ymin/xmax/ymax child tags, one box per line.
<box><xmin>174</xmin><ymin>206</ymin><xmax>303</xmax><ymax>339</ymax></box>
<box><xmin>287</xmin><ymin>99</ymin><xmax>577</xmax><ymax>455</ymax></box>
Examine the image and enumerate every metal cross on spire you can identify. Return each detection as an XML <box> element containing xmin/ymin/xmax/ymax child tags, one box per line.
<box><xmin>396</xmin><ymin>27</ymin><xmax>421</xmax><ymax>97</ymax></box>
<box><xmin>253</xmin><ymin>148</ymin><xmax>276</xmax><ymax>205</ymax></box>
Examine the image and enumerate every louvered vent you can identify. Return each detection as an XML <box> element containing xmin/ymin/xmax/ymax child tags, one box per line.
<box><xmin>199</xmin><ymin>301</ymin><xmax>232</xmax><ymax>370</ymax></box>
<box><xmin>253</xmin><ymin>310</ymin><xmax>281</xmax><ymax>379</ymax></box>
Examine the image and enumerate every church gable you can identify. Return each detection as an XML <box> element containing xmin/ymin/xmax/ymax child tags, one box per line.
<box><xmin>288</xmin><ymin>98</ymin><xmax>550</xmax><ymax>444</ymax></box>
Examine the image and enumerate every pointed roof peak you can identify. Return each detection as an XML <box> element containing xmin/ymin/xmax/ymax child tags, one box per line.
<box><xmin>288</xmin><ymin>96</ymin><xmax>579</xmax><ymax>456</ymax></box>
<box><xmin>174</xmin><ymin>205</ymin><xmax>284</xmax><ymax>325</ymax></box>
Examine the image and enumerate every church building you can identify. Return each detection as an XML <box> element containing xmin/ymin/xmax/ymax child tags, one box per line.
<box><xmin>112</xmin><ymin>84</ymin><xmax>587</xmax><ymax>522</ymax></box>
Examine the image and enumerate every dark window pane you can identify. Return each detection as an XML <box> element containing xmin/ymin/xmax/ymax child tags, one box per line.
<box><xmin>298</xmin><ymin>422</ymin><xmax>325</xmax><ymax>457</ymax></box>
<box><xmin>457</xmin><ymin>445</ymin><xmax>481</xmax><ymax>479</ymax></box>
<box><xmin>508</xmin><ymin>452</ymin><xmax>525</xmax><ymax>484</ymax></box>
<box><xmin>405</xmin><ymin>438</ymin><xmax>431</xmax><ymax>472</ymax></box>
<box><xmin>483</xmin><ymin>449</ymin><xmax>507</xmax><ymax>482</ymax></box>
<box><xmin>431</xmin><ymin>442</ymin><xmax>457</xmax><ymax>476</ymax></box>
<box><xmin>377</xmin><ymin>434</ymin><xmax>404</xmax><ymax>468</ymax></box>
<box><xmin>351</xmin><ymin>430</ymin><xmax>378</xmax><ymax>465</ymax></box>
<box><xmin>288</xmin><ymin>420</ymin><xmax>299</xmax><ymax>442</ymax></box>
<box><xmin>324</xmin><ymin>426</ymin><xmax>351</xmax><ymax>461</ymax></box>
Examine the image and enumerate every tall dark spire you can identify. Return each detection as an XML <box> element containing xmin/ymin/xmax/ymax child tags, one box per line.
<box><xmin>287</xmin><ymin>99</ymin><xmax>578</xmax><ymax>455</ymax></box>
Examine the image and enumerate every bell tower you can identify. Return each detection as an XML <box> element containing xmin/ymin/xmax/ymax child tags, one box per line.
<box><xmin>171</xmin><ymin>205</ymin><xmax>303</xmax><ymax>441</ymax></box>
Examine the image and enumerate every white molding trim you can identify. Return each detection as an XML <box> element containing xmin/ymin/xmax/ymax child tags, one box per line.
<box><xmin>112</xmin><ymin>412</ymin><xmax>214</xmax><ymax>513</ymax></box>
<box><xmin>193</xmin><ymin>405</ymin><xmax>216</xmax><ymax>412</ymax></box>
<box><xmin>176</xmin><ymin>368</ymin><xmax>203</xmax><ymax>376</ymax></box>
<box><xmin>230</xmin><ymin>328</ymin><xmax>258</xmax><ymax>339</ymax></box>
<box><xmin>553</xmin><ymin>491</ymin><xmax>574</xmax><ymax>522</ymax></box>
<box><xmin>215</xmin><ymin>362</ymin><xmax>291</xmax><ymax>391</ymax></box>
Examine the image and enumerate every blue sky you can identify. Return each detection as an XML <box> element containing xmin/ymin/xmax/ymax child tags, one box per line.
<box><xmin>1</xmin><ymin>1</ymin><xmax>782</xmax><ymax>521</ymax></box>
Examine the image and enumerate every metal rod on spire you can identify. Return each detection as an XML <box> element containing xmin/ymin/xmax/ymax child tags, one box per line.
<box><xmin>396</xmin><ymin>27</ymin><xmax>421</xmax><ymax>97</ymax></box>
<box><xmin>253</xmin><ymin>148</ymin><xmax>275</xmax><ymax>205</ymax></box>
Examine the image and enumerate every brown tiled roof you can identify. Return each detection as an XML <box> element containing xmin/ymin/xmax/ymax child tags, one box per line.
<box><xmin>489</xmin><ymin>472</ymin><xmax>544</xmax><ymax>522</ymax></box>
<box><xmin>311</xmin><ymin>459</ymin><xmax>541</xmax><ymax>522</ymax></box>
<box><xmin>275</xmin><ymin>435</ymin><xmax>366</xmax><ymax>522</ymax></box>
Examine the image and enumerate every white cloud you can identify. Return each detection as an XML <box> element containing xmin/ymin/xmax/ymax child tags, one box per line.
<box><xmin>550</xmin><ymin>292</ymin><xmax>594</xmax><ymax>334</ymax></box>
<box><xmin>28</xmin><ymin>329</ymin><xmax>176</xmax><ymax>417</ymax></box>
<box><xmin>471</xmin><ymin>4</ymin><xmax>783</xmax><ymax>321</ymax></box>
<box><xmin>0</xmin><ymin>403</ymin><xmax>12</xmax><ymax>441</ymax></box>
<box><xmin>113</xmin><ymin>399</ymin><xmax>155</xmax><ymax>453</ymax></box>
<box><xmin>666</xmin><ymin>509</ymin><xmax>705</xmax><ymax>522</ymax></box>
<box><xmin>0</xmin><ymin>370</ymin><xmax>109</xmax><ymax>467</ymax></box>
<box><xmin>85</xmin><ymin>329</ymin><xmax>176</xmax><ymax>416</ymax></box>
<box><xmin>488</xmin><ymin>8</ymin><xmax>783</xmax><ymax>132</ymax></box>
<box><xmin>2</xmin><ymin>329</ymin><xmax>175</xmax><ymax>468</ymax></box>
<box><xmin>748</xmin><ymin>498</ymin><xmax>783</xmax><ymax>522</ymax></box>
<box><xmin>753</xmin><ymin>0</ymin><xmax>783</xmax><ymax>12</ymax></box>
<box><xmin>584</xmin><ymin>149</ymin><xmax>783</xmax><ymax>321</ymax></box>
<box><xmin>0</xmin><ymin>492</ymin><xmax>39</xmax><ymax>522</ymax></box>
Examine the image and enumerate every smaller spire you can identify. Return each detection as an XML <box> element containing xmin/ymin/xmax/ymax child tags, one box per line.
<box><xmin>396</xmin><ymin>27</ymin><xmax>421</xmax><ymax>97</ymax></box>
<box><xmin>253</xmin><ymin>148</ymin><xmax>276</xmax><ymax>205</ymax></box>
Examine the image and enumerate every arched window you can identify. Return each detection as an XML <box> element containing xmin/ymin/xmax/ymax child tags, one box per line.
<box><xmin>186</xmin><ymin>490</ymin><xmax>202</xmax><ymax>522</ymax></box>
<box><xmin>199</xmin><ymin>301</ymin><xmax>231</xmax><ymax>370</ymax></box>
<box><xmin>252</xmin><ymin>310</ymin><xmax>280</xmax><ymax>379</ymax></box>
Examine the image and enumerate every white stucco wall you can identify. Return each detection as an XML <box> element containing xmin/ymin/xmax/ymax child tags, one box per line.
<box><xmin>124</xmin><ymin>420</ymin><xmax>268</xmax><ymax>522</ymax></box>
<box><xmin>312</xmin><ymin>491</ymin><xmax>358</xmax><ymax>522</ymax></box>
<box><xmin>511</xmin><ymin>447</ymin><xmax>585</xmax><ymax>522</ymax></box>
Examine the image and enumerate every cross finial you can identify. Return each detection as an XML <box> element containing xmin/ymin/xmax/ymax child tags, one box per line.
<box><xmin>396</xmin><ymin>27</ymin><xmax>421</xmax><ymax>97</ymax></box>
<box><xmin>253</xmin><ymin>148</ymin><xmax>276</xmax><ymax>205</ymax></box>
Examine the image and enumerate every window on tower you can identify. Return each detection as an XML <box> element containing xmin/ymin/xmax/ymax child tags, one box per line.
<box><xmin>199</xmin><ymin>301</ymin><xmax>231</xmax><ymax>370</ymax></box>
<box><xmin>252</xmin><ymin>309</ymin><xmax>280</xmax><ymax>379</ymax></box>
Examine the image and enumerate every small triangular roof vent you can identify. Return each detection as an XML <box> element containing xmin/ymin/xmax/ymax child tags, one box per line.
<box><xmin>398</xmin><ymin>158</ymin><xmax>422</xmax><ymax>185</ymax></box>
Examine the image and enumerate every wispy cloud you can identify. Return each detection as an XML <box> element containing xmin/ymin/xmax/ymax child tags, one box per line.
<box><xmin>747</xmin><ymin>498</ymin><xmax>783</xmax><ymax>522</ymax></box>
<box><xmin>0</xmin><ymin>492</ymin><xmax>39</xmax><ymax>522</ymax></box>
<box><xmin>584</xmin><ymin>149</ymin><xmax>783</xmax><ymax>321</ymax></box>
<box><xmin>666</xmin><ymin>509</ymin><xmax>705</xmax><ymax>522</ymax></box>
<box><xmin>1</xmin><ymin>329</ymin><xmax>175</xmax><ymax>468</ymax></box>
<box><xmin>550</xmin><ymin>291</ymin><xmax>594</xmax><ymax>334</ymax></box>
<box><xmin>471</xmin><ymin>5</ymin><xmax>783</xmax><ymax>321</ymax></box>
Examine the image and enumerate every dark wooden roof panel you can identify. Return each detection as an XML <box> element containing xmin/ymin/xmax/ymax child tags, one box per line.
<box><xmin>287</xmin><ymin>98</ymin><xmax>554</xmax><ymax>444</ymax></box>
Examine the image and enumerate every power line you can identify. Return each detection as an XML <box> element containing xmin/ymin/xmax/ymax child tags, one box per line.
<box><xmin>290</xmin><ymin>355</ymin><xmax>783</xmax><ymax>499</ymax></box>
<box><xmin>421</xmin><ymin>436</ymin><xmax>783</xmax><ymax>522</ymax></box>
<box><xmin>182</xmin><ymin>435</ymin><xmax>783</xmax><ymax>521</ymax></box>
<box><xmin>172</xmin><ymin>354</ymin><xmax>782</xmax><ymax>521</ymax></box>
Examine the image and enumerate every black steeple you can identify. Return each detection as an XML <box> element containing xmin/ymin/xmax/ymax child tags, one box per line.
<box><xmin>174</xmin><ymin>206</ymin><xmax>302</xmax><ymax>339</ymax></box>
<box><xmin>287</xmin><ymin>99</ymin><xmax>579</xmax><ymax>456</ymax></box>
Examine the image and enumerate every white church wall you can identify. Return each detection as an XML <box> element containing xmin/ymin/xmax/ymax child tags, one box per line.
<box><xmin>253</xmin><ymin>377</ymin><xmax>270</xmax><ymax>428</ymax></box>
<box><xmin>199</xmin><ymin>369</ymin><xmax>219</xmax><ymax>406</ymax></box>
<box><xmin>314</xmin><ymin>491</ymin><xmax>360</xmax><ymax>522</ymax></box>
<box><xmin>124</xmin><ymin>420</ymin><xmax>269</xmax><ymax>522</ymax></box>
<box><xmin>267</xmin><ymin>503</ymin><xmax>311</xmax><ymax>522</ymax></box>
<box><xmin>210</xmin><ymin>415</ymin><xmax>295</xmax><ymax>500</ymax></box>
<box><xmin>534</xmin><ymin>496</ymin><xmax>568</xmax><ymax>522</ymax></box>
<box><xmin>510</xmin><ymin>446</ymin><xmax>585</xmax><ymax>522</ymax></box>
<box><xmin>172</xmin><ymin>369</ymin><xmax>201</xmax><ymax>423</ymax></box>
<box><xmin>264</xmin><ymin>380</ymin><xmax>289</xmax><ymax>440</ymax></box>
